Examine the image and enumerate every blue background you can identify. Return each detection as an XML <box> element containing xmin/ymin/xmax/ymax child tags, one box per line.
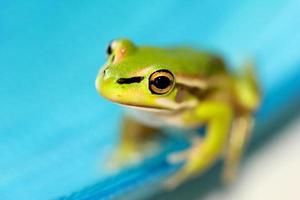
<box><xmin>1</xmin><ymin>0</ymin><xmax>300</xmax><ymax>199</ymax></box>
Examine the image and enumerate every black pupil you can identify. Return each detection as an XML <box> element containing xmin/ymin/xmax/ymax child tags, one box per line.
<box><xmin>154</xmin><ymin>76</ymin><xmax>171</xmax><ymax>89</ymax></box>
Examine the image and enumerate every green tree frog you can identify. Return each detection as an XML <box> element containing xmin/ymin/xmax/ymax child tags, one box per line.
<box><xmin>95</xmin><ymin>39</ymin><xmax>260</xmax><ymax>188</ymax></box>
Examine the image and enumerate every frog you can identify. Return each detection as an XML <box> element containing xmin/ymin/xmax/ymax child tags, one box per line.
<box><xmin>95</xmin><ymin>39</ymin><xmax>260</xmax><ymax>188</ymax></box>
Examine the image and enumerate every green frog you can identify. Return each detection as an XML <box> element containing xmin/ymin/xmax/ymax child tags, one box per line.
<box><xmin>95</xmin><ymin>39</ymin><xmax>260</xmax><ymax>188</ymax></box>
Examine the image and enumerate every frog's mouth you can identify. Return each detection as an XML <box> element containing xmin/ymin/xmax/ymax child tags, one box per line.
<box><xmin>117</xmin><ymin>102</ymin><xmax>173</xmax><ymax>113</ymax></box>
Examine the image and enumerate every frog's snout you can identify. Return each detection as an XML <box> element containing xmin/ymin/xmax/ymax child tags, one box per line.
<box><xmin>99</xmin><ymin>67</ymin><xmax>108</xmax><ymax>79</ymax></box>
<box><xmin>95</xmin><ymin>67</ymin><xmax>107</xmax><ymax>93</ymax></box>
<box><xmin>95</xmin><ymin>66</ymin><xmax>119</xmax><ymax>98</ymax></box>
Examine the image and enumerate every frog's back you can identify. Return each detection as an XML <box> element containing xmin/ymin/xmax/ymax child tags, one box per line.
<box><xmin>138</xmin><ymin>46</ymin><xmax>227</xmax><ymax>77</ymax></box>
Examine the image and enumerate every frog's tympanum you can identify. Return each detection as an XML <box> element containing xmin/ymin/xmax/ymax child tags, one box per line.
<box><xmin>95</xmin><ymin>39</ymin><xmax>260</xmax><ymax>188</ymax></box>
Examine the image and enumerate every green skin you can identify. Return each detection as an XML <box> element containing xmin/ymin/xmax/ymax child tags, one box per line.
<box><xmin>95</xmin><ymin>39</ymin><xmax>260</xmax><ymax>188</ymax></box>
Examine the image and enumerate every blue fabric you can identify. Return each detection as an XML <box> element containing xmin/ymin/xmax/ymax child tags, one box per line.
<box><xmin>1</xmin><ymin>0</ymin><xmax>300</xmax><ymax>199</ymax></box>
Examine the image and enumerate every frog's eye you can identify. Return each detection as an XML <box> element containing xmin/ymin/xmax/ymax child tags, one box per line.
<box><xmin>106</xmin><ymin>41</ymin><xmax>114</xmax><ymax>56</ymax></box>
<box><xmin>106</xmin><ymin>41</ymin><xmax>117</xmax><ymax>62</ymax></box>
<box><xmin>149</xmin><ymin>69</ymin><xmax>175</xmax><ymax>95</ymax></box>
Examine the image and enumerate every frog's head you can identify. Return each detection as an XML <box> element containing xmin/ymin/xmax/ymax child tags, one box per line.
<box><xmin>95</xmin><ymin>39</ymin><xmax>196</xmax><ymax>112</ymax></box>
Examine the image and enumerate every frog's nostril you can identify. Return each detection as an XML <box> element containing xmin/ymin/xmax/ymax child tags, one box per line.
<box><xmin>101</xmin><ymin>67</ymin><xmax>112</xmax><ymax>80</ymax></box>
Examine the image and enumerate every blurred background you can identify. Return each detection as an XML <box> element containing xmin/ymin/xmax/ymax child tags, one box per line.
<box><xmin>1</xmin><ymin>0</ymin><xmax>300</xmax><ymax>199</ymax></box>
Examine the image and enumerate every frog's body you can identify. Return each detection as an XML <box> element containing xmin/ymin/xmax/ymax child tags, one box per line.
<box><xmin>95</xmin><ymin>39</ymin><xmax>260</xmax><ymax>188</ymax></box>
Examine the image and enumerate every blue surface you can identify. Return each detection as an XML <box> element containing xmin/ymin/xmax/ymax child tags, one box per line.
<box><xmin>1</xmin><ymin>0</ymin><xmax>300</xmax><ymax>199</ymax></box>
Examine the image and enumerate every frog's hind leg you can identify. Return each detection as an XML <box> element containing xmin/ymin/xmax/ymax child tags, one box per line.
<box><xmin>107</xmin><ymin>115</ymin><xmax>161</xmax><ymax>170</ymax></box>
<box><xmin>234</xmin><ymin>62</ymin><xmax>261</xmax><ymax>112</ymax></box>
<box><xmin>223</xmin><ymin>114</ymin><xmax>253</xmax><ymax>183</ymax></box>
<box><xmin>223</xmin><ymin>61</ymin><xmax>260</xmax><ymax>183</ymax></box>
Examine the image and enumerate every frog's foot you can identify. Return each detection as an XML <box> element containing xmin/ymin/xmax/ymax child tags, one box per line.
<box><xmin>165</xmin><ymin>137</ymin><xmax>204</xmax><ymax>189</ymax></box>
<box><xmin>167</xmin><ymin>136</ymin><xmax>202</xmax><ymax>164</ymax></box>
<box><xmin>165</xmin><ymin>167</ymin><xmax>192</xmax><ymax>189</ymax></box>
<box><xmin>106</xmin><ymin>147</ymin><xmax>142</xmax><ymax>172</ymax></box>
<box><xmin>106</xmin><ymin>141</ymin><xmax>160</xmax><ymax>172</ymax></box>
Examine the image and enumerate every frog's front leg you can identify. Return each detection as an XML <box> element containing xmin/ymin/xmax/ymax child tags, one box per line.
<box><xmin>166</xmin><ymin>101</ymin><xmax>233</xmax><ymax>188</ymax></box>
<box><xmin>107</xmin><ymin>115</ymin><xmax>160</xmax><ymax>170</ymax></box>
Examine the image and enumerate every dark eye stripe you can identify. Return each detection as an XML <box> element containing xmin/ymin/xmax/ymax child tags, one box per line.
<box><xmin>117</xmin><ymin>76</ymin><xmax>144</xmax><ymax>84</ymax></box>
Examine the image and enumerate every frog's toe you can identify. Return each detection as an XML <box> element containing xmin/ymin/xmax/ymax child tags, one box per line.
<box><xmin>167</xmin><ymin>150</ymin><xmax>189</xmax><ymax>164</ymax></box>
<box><xmin>165</xmin><ymin>145</ymin><xmax>211</xmax><ymax>188</ymax></box>
<box><xmin>105</xmin><ymin>148</ymin><xmax>143</xmax><ymax>172</ymax></box>
<box><xmin>164</xmin><ymin>169</ymin><xmax>191</xmax><ymax>190</ymax></box>
<box><xmin>168</xmin><ymin>136</ymin><xmax>202</xmax><ymax>164</ymax></box>
<box><xmin>106</xmin><ymin>141</ymin><xmax>161</xmax><ymax>172</ymax></box>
